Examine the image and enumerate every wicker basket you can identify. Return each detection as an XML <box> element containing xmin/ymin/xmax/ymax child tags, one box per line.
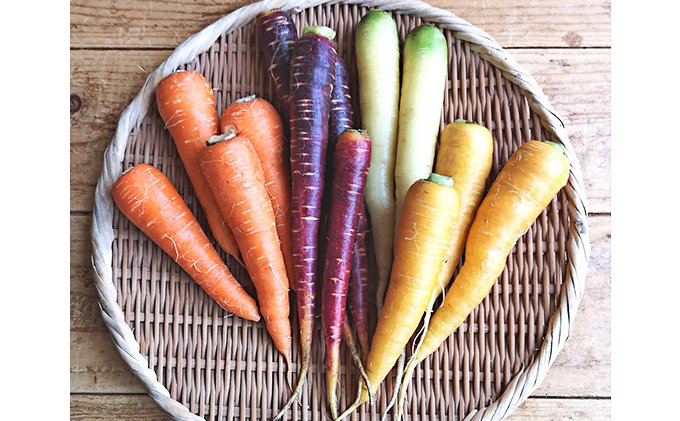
<box><xmin>90</xmin><ymin>0</ymin><xmax>590</xmax><ymax>420</ymax></box>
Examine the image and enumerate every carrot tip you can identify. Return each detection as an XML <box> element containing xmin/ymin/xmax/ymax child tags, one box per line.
<box><xmin>273</xmin><ymin>355</ymin><xmax>309</xmax><ymax>421</ymax></box>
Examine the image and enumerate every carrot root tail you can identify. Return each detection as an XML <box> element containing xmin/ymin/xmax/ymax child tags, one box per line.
<box><xmin>336</xmin><ymin>401</ymin><xmax>361</xmax><ymax>421</ymax></box>
<box><xmin>273</xmin><ymin>352</ymin><xmax>309</xmax><ymax>421</ymax></box>
<box><xmin>335</xmin><ymin>326</ymin><xmax>373</xmax><ymax>421</ymax></box>
<box><xmin>328</xmin><ymin>379</ymin><xmax>339</xmax><ymax>420</ymax></box>
<box><xmin>381</xmin><ymin>350</ymin><xmax>406</xmax><ymax>421</ymax></box>
<box><xmin>343</xmin><ymin>326</ymin><xmax>374</xmax><ymax>406</ymax></box>
<box><xmin>397</xmin><ymin>297</ymin><xmax>437</xmax><ymax>419</ymax></box>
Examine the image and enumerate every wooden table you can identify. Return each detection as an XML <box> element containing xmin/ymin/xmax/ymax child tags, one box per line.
<box><xmin>70</xmin><ymin>1</ymin><xmax>611</xmax><ymax>419</ymax></box>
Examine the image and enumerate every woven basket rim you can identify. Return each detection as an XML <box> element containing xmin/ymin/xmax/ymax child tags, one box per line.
<box><xmin>89</xmin><ymin>0</ymin><xmax>591</xmax><ymax>420</ymax></box>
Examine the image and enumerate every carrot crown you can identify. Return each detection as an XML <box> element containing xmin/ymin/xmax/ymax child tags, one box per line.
<box><xmin>256</xmin><ymin>8</ymin><xmax>280</xmax><ymax>19</ymax></box>
<box><xmin>426</xmin><ymin>173</ymin><xmax>454</xmax><ymax>187</ymax></box>
<box><xmin>206</xmin><ymin>129</ymin><xmax>237</xmax><ymax>146</ymax></box>
<box><xmin>342</xmin><ymin>128</ymin><xmax>368</xmax><ymax>136</ymax></box>
<box><xmin>544</xmin><ymin>140</ymin><xmax>566</xmax><ymax>155</ymax></box>
<box><xmin>234</xmin><ymin>94</ymin><xmax>257</xmax><ymax>103</ymax></box>
<box><xmin>302</xmin><ymin>25</ymin><xmax>336</xmax><ymax>41</ymax></box>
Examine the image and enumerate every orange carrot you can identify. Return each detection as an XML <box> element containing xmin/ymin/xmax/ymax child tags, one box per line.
<box><xmin>220</xmin><ymin>95</ymin><xmax>295</xmax><ymax>290</ymax></box>
<box><xmin>156</xmin><ymin>70</ymin><xmax>242</xmax><ymax>264</ymax></box>
<box><xmin>112</xmin><ymin>163</ymin><xmax>260</xmax><ymax>322</ymax></box>
<box><xmin>200</xmin><ymin>132</ymin><xmax>292</xmax><ymax>362</ymax></box>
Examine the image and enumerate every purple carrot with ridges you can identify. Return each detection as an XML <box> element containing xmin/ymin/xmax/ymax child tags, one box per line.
<box><xmin>273</xmin><ymin>25</ymin><xmax>337</xmax><ymax>421</ymax></box>
<box><xmin>347</xmin><ymin>203</ymin><xmax>370</xmax><ymax>362</ymax></box>
<box><xmin>321</xmin><ymin>129</ymin><xmax>371</xmax><ymax>418</ymax></box>
<box><xmin>255</xmin><ymin>9</ymin><xmax>298</xmax><ymax>122</ymax></box>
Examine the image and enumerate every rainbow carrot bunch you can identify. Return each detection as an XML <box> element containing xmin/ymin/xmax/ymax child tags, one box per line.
<box><xmin>108</xmin><ymin>10</ymin><xmax>575</xmax><ymax>421</ymax></box>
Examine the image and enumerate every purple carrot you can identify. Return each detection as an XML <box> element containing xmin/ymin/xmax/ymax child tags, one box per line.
<box><xmin>347</xmin><ymin>203</ymin><xmax>370</xmax><ymax>362</ymax></box>
<box><xmin>274</xmin><ymin>25</ymin><xmax>337</xmax><ymax>421</ymax></box>
<box><xmin>255</xmin><ymin>9</ymin><xmax>298</xmax><ymax>121</ymax></box>
<box><xmin>329</xmin><ymin>56</ymin><xmax>354</xmax><ymax>153</ymax></box>
<box><xmin>321</xmin><ymin>129</ymin><xmax>371</xmax><ymax>418</ymax></box>
<box><xmin>318</xmin><ymin>55</ymin><xmax>355</xmax><ymax>280</ymax></box>
<box><xmin>325</xmin><ymin>56</ymin><xmax>354</xmax><ymax>198</ymax></box>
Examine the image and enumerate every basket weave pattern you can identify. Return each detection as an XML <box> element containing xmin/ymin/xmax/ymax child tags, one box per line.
<box><xmin>91</xmin><ymin>1</ymin><xmax>590</xmax><ymax>420</ymax></box>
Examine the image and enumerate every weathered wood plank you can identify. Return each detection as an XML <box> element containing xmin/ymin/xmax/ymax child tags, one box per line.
<box><xmin>70</xmin><ymin>0</ymin><xmax>611</xmax><ymax>49</ymax></box>
<box><xmin>70</xmin><ymin>213</ymin><xmax>610</xmax><ymax>396</ymax></box>
<box><xmin>70</xmin><ymin>48</ymin><xmax>610</xmax><ymax>213</ymax></box>
<box><xmin>69</xmin><ymin>394</ymin><xmax>611</xmax><ymax>420</ymax></box>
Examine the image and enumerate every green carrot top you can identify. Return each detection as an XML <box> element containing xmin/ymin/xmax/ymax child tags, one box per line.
<box><xmin>544</xmin><ymin>141</ymin><xmax>567</xmax><ymax>155</ymax></box>
<box><xmin>303</xmin><ymin>26</ymin><xmax>336</xmax><ymax>41</ymax></box>
<box><xmin>426</xmin><ymin>173</ymin><xmax>454</xmax><ymax>187</ymax></box>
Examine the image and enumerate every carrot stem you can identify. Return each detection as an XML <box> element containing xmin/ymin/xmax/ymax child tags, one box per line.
<box><xmin>234</xmin><ymin>94</ymin><xmax>257</xmax><ymax>103</ymax></box>
<box><xmin>205</xmin><ymin>130</ymin><xmax>237</xmax><ymax>147</ymax></box>
<box><xmin>302</xmin><ymin>25</ymin><xmax>336</xmax><ymax>40</ymax></box>
<box><xmin>426</xmin><ymin>173</ymin><xmax>454</xmax><ymax>187</ymax></box>
<box><xmin>545</xmin><ymin>140</ymin><xmax>566</xmax><ymax>154</ymax></box>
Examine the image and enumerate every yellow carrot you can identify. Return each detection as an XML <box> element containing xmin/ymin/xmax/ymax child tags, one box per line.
<box><xmin>337</xmin><ymin>174</ymin><xmax>459</xmax><ymax>419</ymax></box>
<box><xmin>431</xmin><ymin>120</ymin><xmax>494</xmax><ymax>298</ymax></box>
<box><xmin>397</xmin><ymin>140</ymin><xmax>570</xmax><ymax>414</ymax></box>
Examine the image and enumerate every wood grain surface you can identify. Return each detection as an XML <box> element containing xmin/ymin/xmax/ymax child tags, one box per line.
<box><xmin>70</xmin><ymin>0</ymin><xmax>611</xmax><ymax>419</ymax></box>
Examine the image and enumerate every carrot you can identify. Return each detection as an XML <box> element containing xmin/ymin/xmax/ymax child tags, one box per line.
<box><xmin>385</xmin><ymin>25</ymin><xmax>454</xmax><ymax>395</ymax></box>
<box><xmin>111</xmin><ymin>163</ymin><xmax>260</xmax><ymax>322</ymax></box>
<box><xmin>347</xmin><ymin>204</ymin><xmax>370</xmax><ymax>362</ymax></box>
<box><xmin>318</xmin><ymin>55</ymin><xmax>355</xmax><ymax>289</ymax></box>
<box><xmin>431</xmin><ymin>120</ymin><xmax>494</xmax><ymax>298</ymax></box>
<box><xmin>199</xmin><ymin>132</ymin><xmax>292</xmax><ymax>362</ymax></box>
<box><xmin>220</xmin><ymin>95</ymin><xmax>295</xmax><ymax>291</ymax></box>
<box><xmin>321</xmin><ymin>129</ymin><xmax>371</xmax><ymax>418</ymax></box>
<box><xmin>337</xmin><ymin>173</ymin><xmax>460</xmax><ymax>420</ymax></box>
<box><xmin>255</xmin><ymin>9</ymin><xmax>298</xmax><ymax>121</ymax></box>
<box><xmin>394</xmin><ymin>120</ymin><xmax>493</xmax><ymax>416</ymax></box>
<box><xmin>275</xmin><ymin>26</ymin><xmax>337</xmax><ymax>420</ymax></box>
<box><xmin>394</xmin><ymin>24</ymin><xmax>448</xmax><ymax>231</ymax></box>
<box><xmin>329</xmin><ymin>56</ymin><xmax>354</xmax><ymax>154</ymax></box>
<box><xmin>354</xmin><ymin>9</ymin><xmax>401</xmax><ymax>309</ymax></box>
<box><xmin>398</xmin><ymin>140</ymin><xmax>570</xmax><ymax>414</ymax></box>
<box><xmin>156</xmin><ymin>70</ymin><xmax>242</xmax><ymax>264</ymax></box>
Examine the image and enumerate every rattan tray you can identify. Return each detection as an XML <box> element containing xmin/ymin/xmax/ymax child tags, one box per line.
<box><xmin>90</xmin><ymin>0</ymin><xmax>590</xmax><ymax>420</ymax></box>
